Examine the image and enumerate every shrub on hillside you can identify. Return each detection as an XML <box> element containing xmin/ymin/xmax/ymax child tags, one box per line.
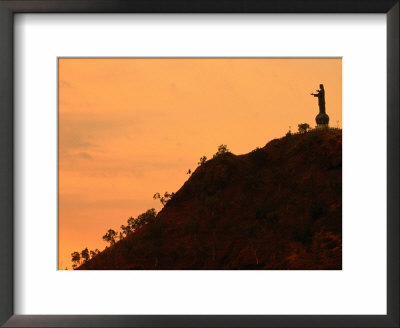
<box><xmin>213</xmin><ymin>144</ymin><xmax>230</xmax><ymax>158</ymax></box>
<box><xmin>298</xmin><ymin>123</ymin><xmax>310</xmax><ymax>133</ymax></box>
<box><xmin>198</xmin><ymin>156</ymin><xmax>207</xmax><ymax>166</ymax></box>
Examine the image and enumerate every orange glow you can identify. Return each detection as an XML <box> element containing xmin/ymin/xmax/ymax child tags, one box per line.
<box><xmin>58</xmin><ymin>58</ymin><xmax>342</xmax><ymax>269</ymax></box>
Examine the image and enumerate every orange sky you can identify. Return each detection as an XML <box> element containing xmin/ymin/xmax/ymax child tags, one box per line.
<box><xmin>58</xmin><ymin>58</ymin><xmax>341</xmax><ymax>269</ymax></box>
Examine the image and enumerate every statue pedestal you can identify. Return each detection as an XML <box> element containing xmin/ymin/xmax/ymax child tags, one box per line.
<box><xmin>315</xmin><ymin>112</ymin><xmax>329</xmax><ymax>127</ymax></box>
<box><xmin>316</xmin><ymin>124</ymin><xmax>329</xmax><ymax>129</ymax></box>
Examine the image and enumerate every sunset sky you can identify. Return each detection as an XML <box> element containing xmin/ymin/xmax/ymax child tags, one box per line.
<box><xmin>58</xmin><ymin>58</ymin><xmax>342</xmax><ymax>269</ymax></box>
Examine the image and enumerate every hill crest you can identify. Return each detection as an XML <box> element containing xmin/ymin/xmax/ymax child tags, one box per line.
<box><xmin>79</xmin><ymin>128</ymin><xmax>342</xmax><ymax>270</ymax></box>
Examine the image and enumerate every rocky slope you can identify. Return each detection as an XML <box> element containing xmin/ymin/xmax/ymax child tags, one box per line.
<box><xmin>79</xmin><ymin>128</ymin><xmax>342</xmax><ymax>270</ymax></box>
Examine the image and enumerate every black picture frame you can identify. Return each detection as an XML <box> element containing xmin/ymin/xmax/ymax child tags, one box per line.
<box><xmin>0</xmin><ymin>1</ymin><xmax>398</xmax><ymax>327</ymax></box>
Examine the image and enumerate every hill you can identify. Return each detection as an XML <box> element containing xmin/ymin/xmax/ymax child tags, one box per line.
<box><xmin>79</xmin><ymin>128</ymin><xmax>342</xmax><ymax>270</ymax></box>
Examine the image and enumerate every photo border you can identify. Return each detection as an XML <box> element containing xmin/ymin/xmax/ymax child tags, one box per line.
<box><xmin>0</xmin><ymin>0</ymin><xmax>398</xmax><ymax>327</ymax></box>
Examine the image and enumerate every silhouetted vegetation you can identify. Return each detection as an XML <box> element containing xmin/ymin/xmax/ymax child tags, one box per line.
<box><xmin>198</xmin><ymin>156</ymin><xmax>207</xmax><ymax>166</ymax></box>
<box><xmin>71</xmin><ymin>251</ymin><xmax>80</xmax><ymax>269</ymax></box>
<box><xmin>120</xmin><ymin>208</ymin><xmax>158</xmax><ymax>239</ymax></box>
<box><xmin>130</xmin><ymin>208</ymin><xmax>157</xmax><ymax>229</ymax></box>
<box><xmin>71</xmin><ymin>247</ymin><xmax>100</xmax><ymax>268</ymax></box>
<box><xmin>213</xmin><ymin>144</ymin><xmax>229</xmax><ymax>158</ymax></box>
<box><xmin>153</xmin><ymin>192</ymin><xmax>175</xmax><ymax>206</ymax></box>
<box><xmin>81</xmin><ymin>248</ymin><xmax>90</xmax><ymax>263</ymax></box>
<box><xmin>298</xmin><ymin>123</ymin><xmax>310</xmax><ymax>133</ymax></box>
<box><xmin>102</xmin><ymin>229</ymin><xmax>117</xmax><ymax>246</ymax></box>
<box><xmin>90</xmin><ymin>249</ymin><xmax>100</xmax><ymax>259</ymax></box>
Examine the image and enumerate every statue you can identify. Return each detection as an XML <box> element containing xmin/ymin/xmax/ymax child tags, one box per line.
<box><xmin>311</xmin><ymin>84</ymin><xmax>329</xmax><ymax>127</ymax></box>
<box><xmin>311</xmin><ymin>84</ymin><xmax>326</xmax><ymax>113</ymax></box>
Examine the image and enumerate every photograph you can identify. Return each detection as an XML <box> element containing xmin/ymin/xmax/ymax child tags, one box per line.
<box><xmin>1</xmin><ymin>0</ymin><xmax>396</xmax><ymax>325</ymax></box>
<box><xmin>58</xmin><ymin>58</ymin><xmax>342</xmax><ymax>270</ymax></box>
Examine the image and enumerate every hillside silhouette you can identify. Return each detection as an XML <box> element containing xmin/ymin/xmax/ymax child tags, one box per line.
<box><xmin>79</xmin><ymin>128</ymin><xmax>342</xmax><ymax>270</ymax></box>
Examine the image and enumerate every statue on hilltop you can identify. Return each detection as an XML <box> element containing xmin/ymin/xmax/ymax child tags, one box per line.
<box><xmin>311</xmin><ymin>84</ymin><xmax>329</xmax><ymax>128</ymax></box>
